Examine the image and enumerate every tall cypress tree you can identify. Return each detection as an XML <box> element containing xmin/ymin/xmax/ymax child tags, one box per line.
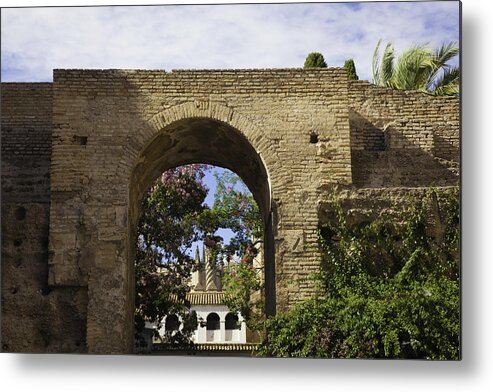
<box><xmin>344</xmin><ymin>58</ymin><xmax>359</xmax><ymax>80</ymax></box>
<box><xmin>304</xmin><ymin>52</ymin><xmax>327</xmax><ymax>68</ymax></box>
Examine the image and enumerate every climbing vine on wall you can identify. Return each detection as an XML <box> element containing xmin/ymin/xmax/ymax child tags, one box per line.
<box><xmin>259</xmin><ymin>187</ymin><xmax>460</xmax><ymax>359</ymax></box>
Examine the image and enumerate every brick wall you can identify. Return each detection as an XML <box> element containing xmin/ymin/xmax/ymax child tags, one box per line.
<box><xmin>1</xmin><ymin>83</ymin><xmax>87</xmax><ymax>352</ymax></box>
<box><xmin>46</xmin><ymin>68</ymin><xmax>355</xmax><ymax>352</ymax></box>
<box><xmin>348</xmin><ymin>80</ymin><xmax>459</xmax><ymax>187</ymax></box>
<box><xmin>0</xmin><ymin>69</ymin><xmax>460</xmax><ymax>353</ymax></box>
<box><xmin>1</xmin><ymin>83</ymin><xmax>52</xmax><ymax>203</ymax></box>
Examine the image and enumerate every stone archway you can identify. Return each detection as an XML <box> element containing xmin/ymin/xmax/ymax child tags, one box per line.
<box><xmin>95</xmin><ymin>103</ymin><xmax>278</xmax><ymax>353</ymax></box>
<box><xmin>46</xmin><ymin>70</ymin><xmax>352</xmax><ymax>354</ymax></box>
<box><xmin>127</xmin><ymin>112</ymin><xmax>277</xmax><ymax>350</ymax></box>
<box><xmin>4</xmin><ymin>69</ymin><xmax>459</xmax><ymax>354</ymax></box>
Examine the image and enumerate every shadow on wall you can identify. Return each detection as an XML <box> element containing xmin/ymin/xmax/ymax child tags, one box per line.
<box><xmin>349</xmin><ymin>109</ymin><xmax>459</xmax><ymax>188</ymax></box>
<box><xmin>1</xmin><ymin>83</ymin><xmax>88</xmax><ymax>353</ymax></box>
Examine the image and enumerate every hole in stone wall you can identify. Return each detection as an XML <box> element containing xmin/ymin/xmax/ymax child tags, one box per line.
<box><xmin>14</xmin><ymin>239</ymin><xmax>23</xmax><ymax>247</ymax></box>
<box><xmin>13</xmin><ymin>257</ymin><xmax>22</xmax><ymax>268</ymax></box>
<box><xmin>10</xmin><ymin>287</ymin><xmax>18</xmax><ymax>294</ymax></box>
<box><xmin>73</xmin><ymin>135</ymin><xmax>88</xmax><ymax>145</ymax></box>
<box><xmin>41</xmin><ymin>287</ymin><xmax>52</xmax><ymax>296</ymax></box>
<box><xmin>15</xmin><ymin>207</ymin><xmax>26</xmax><ymax>220</ymax></box>
<box><xmin>310</xmin><ymin>132</ymin><xmax>319</xmax><ymax>144</ymax></box>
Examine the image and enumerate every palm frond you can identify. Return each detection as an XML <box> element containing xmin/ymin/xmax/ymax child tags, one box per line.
<box><xmin>433</xmin><ymin>42</ymin><xmax>459</xmax><ymax>69</ymax></box>
<box><xmin>431</xmin><ymin>84</ymin><xmax>459</xmax><ymax>96</ymax></box>
<box><xmin>371</xmin><ymin>40</ymin><xmax>460</xmax><ymax>96</ymax></box>
<box><xmin>390</xmin><ymin>45</ymin><xmax>433</xmax><ymax>91</ymax></box>
<box><xmin>430</xmin><ymin>67</ymin><xmax>460</xmax><ymax>96</ymax></box>
<box><xmin>381</xmin><ymin>43</ymin><xmax>395</xmax><ymax>87</ymax></box>
<box><xmin>372</xmin><ymin>39</ymin><xmax>382</xmax><ymax>85</ymax></box>
<box><xmin>427</xmin><ymin>42</ymin><xmax>459</xmax><ymax>91</ymax></box>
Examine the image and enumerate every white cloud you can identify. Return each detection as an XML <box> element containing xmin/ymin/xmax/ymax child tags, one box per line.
<box><xmin>1</xmin><ymin>1</ymin><xmax>460</xmax><ymax>82</ymax></box>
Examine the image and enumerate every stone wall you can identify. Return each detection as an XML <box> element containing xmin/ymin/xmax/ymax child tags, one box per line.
<box><xmin>1</xmin><ymin>83</ymin><xmax>87</xmax><ymax>352</ymax></box>
<box><xmin>348</xmin><ymin>80</ymin><xmax>459</xmax><ymax>188</ymax></box>
<box><xmin>0</xmin><ymin>69</ymin><xmax>460</xmax><ymax>353</ymax></box>
<box><xmin>46</xmin><ymin>68</ymin><xmax>354</xmax><ymax>352</ymax></box>
<box><xmin>319</xmin><ymin>186</ymin><xmax>458</xmax><ymax>229</ymax></box>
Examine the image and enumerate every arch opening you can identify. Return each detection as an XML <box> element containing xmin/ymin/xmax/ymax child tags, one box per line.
<box><xmin>130</xmin><ymin>118</ymin><xmax>271</xmax><ymax>223</ymax></box>
<box><xmin>225</xmin><ymin>313</ymin><xmax>240</xmax><ymax>330</ymax></box>
<box><xmin>128</xmin><ymin>116</ymin><xmax>276</xmax><ymax>350</ymax></box>
<box><xmin>206</xmin><ymin>313</ymin><xmax>220</xmax><ymax>330</ymax></box>
<box><xmin>165</xmin><ymin>314</ymin><xmax>180</xmax><ymax>331</ymax></box>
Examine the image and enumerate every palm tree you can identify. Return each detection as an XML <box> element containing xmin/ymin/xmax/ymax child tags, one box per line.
<box><xmin>372</xmin><ymin>40</ymin><xmax>459</xmax><ymax>96</ymax></box>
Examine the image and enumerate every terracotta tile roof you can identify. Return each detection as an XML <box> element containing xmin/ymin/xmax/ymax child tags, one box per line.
<box><xmin>186</xmin><ymin>291</ymin><xmax>225</xmax><ymax>305</ymax></box>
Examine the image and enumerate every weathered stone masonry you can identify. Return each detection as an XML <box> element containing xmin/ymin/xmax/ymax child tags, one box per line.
<box><xmin>1</xmin><ymin>68</ymin><xmax>459</xmax><ymax>353</ymax></box>
<box><xmin>348</xmin><ymin>80</ymin><xmax>459</xmax><ymax>188</ymax></box>
<box><xmin>1</xmin><ymin>83</ymin><xmax>87</xmax><ymax>352</ymax></box>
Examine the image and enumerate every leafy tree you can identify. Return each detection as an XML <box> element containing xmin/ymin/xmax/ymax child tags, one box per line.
<box><xmin>343</xmin><ymin>58</ymin><xmax>359</xmax><ymax>80</ymax></box>
<box><xmin>199</xmin><ymin>170</ymin><xmax>265</xmax><ymax>334</ymax></box>
<box><xmin>134</xmin><ymin>164</ymin><xmax>209</xmax><ymax>346</ymax></box>
<box><xmin>372</xmin><ymin>40</ymin><xmax>459</xmax><ymax>95</ymax></box>
<box><xmin>259</xmin><ymin>188</ymin><xmax>460</xmax><ymax>359</ymax></box>
<box><xmin>135</xmin><ymin>166</ymin><xmax>264</xmax><ymax>347</ymax></box>
<box><xmin>222</xmin><ymin>245</ymin><xmax>264</xmax><ymax>337</ymax></box>
<box><xmin>199</xmin><ymin>170</ymin><xmax>262</xmax><ymax>263</ymax></box>
<box><xmin>304</xmin><ymin>52</ymin><xmax>328</xmax><ymax>68</ymax></box>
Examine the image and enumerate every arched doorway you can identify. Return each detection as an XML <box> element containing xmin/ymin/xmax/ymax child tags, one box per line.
<box><xmin>127</xmin><ymin>116</ymin><xmax>276</xmax><ymax>352</ymax></box>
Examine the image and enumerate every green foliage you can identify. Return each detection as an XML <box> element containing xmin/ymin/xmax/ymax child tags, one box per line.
<box><xmin>372</xmin><ymin>40</ymin><xmax>459</xmax><ymax>95</ymax></box>
<box><xmin>259</xmin><ymin>188</ymin><xmax>460</xmax><ymax>359</ymax></box>
<box><xmin>135</xmin><ymin>165</ymin><xmax>209</xmax><ymax>345</ymax></box>
<box><xmin>222</xmin><ymin>247</ymin><xmax>264</xmax><ymax>336</ymax></box>
<box><xmin>209</xmin><ymin>171</ymin><xmax>265</xmax><ymax>335</ymax></box>
<box><xmin>343</xmin><ymin>59</ymin><xmax>359</xmax><ymax>80</ymax></box>
<box><xmin>135</xmin><ymin>166</ymin><xmax>264</xmax><ymax>347</ymax></box>
<box><xmin>199</xmin><ymin>170</ymin><xmax>263</xmax><ymax>263</ymax></box>
<box><xmin>260</xmin><ymin>276</ymin><xmax>459</xmax><ymax>359</ymax></box>
<box><xmin>304</xmin><ymin>52</ymin><xmax>327</xmax><ymax>68</ymax></box>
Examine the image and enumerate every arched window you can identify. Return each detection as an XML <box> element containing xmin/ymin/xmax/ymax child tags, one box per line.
<box><xmin>206</xmin><ymin>313</ymin><xmax>220</xmax><ymax>330</ymax></box>
<box><xmin>225</xmin><ymin>313</ymin><xmax>240</xmax><ymax>330</ymax></box>
<box><xmin>165</xmin><ymin>314</ymin><xmax>180</xmax><ymax>331</ymax></box>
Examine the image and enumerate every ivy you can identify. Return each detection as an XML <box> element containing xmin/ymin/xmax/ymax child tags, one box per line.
<box><xmin>259</xmin><ymin>187</ymin><xmax>460</xmax><ymax>359</ymax></box>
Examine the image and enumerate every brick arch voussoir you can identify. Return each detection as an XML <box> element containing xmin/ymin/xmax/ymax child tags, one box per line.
<box><xmin>142</xmin><ymin>101</ymin><xmax>273</xmax><ymax>220</ymax></box>
<box><xmin>129</xmin><ymin>102</ymin><xmax>272</xmax><ymax>213</ymax></box>
<box><xmin>148</xmin><ymin>101</ymin><xmax>261</xmax><ymax>150</ymax></box>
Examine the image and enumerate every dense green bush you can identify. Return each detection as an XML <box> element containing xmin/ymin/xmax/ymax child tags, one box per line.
<box><xmin>343</xmin><ymin>59</ymin><xmax>359</xmax><ymax>80</ymax></box>
<box><xmin>304</xmin><ymin>52</ymin><xmax>328</xmax><ymax>68</ymax></box>
<box><xmin>259</xmin><ymin>188</ymin><xmax>460</xmax><ymax>359</ymax></box>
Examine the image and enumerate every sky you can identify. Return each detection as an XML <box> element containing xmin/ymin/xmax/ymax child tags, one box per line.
<box><xmin>1</xmin><ymin>1</ymin><xmax>460</xmax><ymax>83</ymax></box>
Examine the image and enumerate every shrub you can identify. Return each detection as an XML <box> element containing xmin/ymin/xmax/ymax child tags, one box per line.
<box><xmin>259</xmin><ymin>188</ymin><xmax>460</xmax><ymax>359</ymax></box>
<box><xmin>343</xmin><ymin>59</ymin><xmax>359</xmax><ymax>80</ymax></box>
<box><xmin>304</xmin><ymin>52</ymin><xmax>328</xmax><ymax>68</ymax></box>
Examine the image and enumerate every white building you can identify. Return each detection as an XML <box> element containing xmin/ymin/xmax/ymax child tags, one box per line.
<box><xmin>157</xmin><ymin>245</ymin><xmax>248</xmax><ymax>345</ymax></box>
